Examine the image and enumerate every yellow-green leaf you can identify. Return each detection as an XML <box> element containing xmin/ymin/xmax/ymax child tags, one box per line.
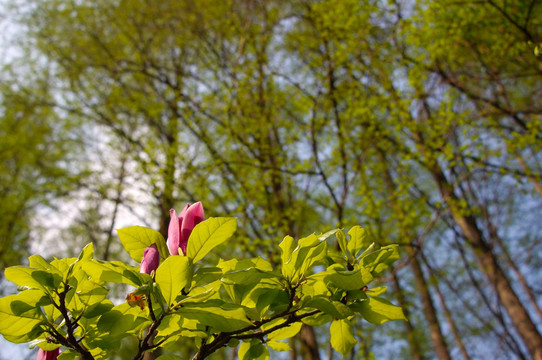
<box><xmin>330</xmin><ymin>319</ymin><xmax>356</xmax><ymax>355</ymax></box>
<box><xmin>117</xmin><ymin>226</ymin><xmax>168</xmax><ymax>262</ymax></box>
<box><xmin>352</xmin><ymin>296</ymin><xmax>406</xmax><ymax>324</ymax></box>
<box><xmin>0</xmin><ymin>292</ymin><xmax>46</xmax><ymax>342</ymax></box>
<box><xmin>187</xmin><ymin>217</ymin><xmax>237</xmax><ymax>263</ymax></box>
<box><xmin>155</xmin><ymin>256</ymin><xmax>192</xmax><ymax>306</ymax></box>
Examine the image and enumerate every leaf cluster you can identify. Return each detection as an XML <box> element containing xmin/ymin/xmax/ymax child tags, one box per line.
<box><xmin>0</xmin><ymin>219</ymin><xmax>404</xmax><ymax>359</ymax></box>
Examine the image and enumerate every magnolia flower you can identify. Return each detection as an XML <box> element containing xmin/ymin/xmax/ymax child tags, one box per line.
<box><xmin>167</xmin><ymin>202</ymin><xmax>205</xmax><ymax>255</ymax></box>
<box><xmin>37</xmin><ymin>348</ymin><xmax>60</xmax><ymax>360</ymax></box>
<box><xmin>139</xmin><ymin>244</ymin><xmax>160</xmax><ymax>274</ymax></box>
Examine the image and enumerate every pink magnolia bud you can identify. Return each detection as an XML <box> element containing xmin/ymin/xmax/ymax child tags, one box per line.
<box><xmin>167</xmin><ymin>202</ymin><xmax>205</xmax><ymax>255</ymax></box>
<box><xmin>37</xmin><ymin>348</ymin><xmax>60</xmax><ymax>360</ymax></box>
<box><xmin>139</xmin><ymin>244</ymin><xmax>160</xmax><ymax>274</ymax></box>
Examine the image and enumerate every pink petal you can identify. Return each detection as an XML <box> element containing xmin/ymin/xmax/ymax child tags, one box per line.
<box><xmin>37</xmin><ymin>349</ymin><xmax>46</xmax><ymax>360</ymax></box>
<box><xmin>140</xmin><ymin>244</ymin><xmax>160</xmax><ymax>274</ymax></box>
<box><xmin>179</xmin><ymin>202</ymin><xmax>205</xmax><ymax>255</ymax></box>
<box><xmin>167</xmin><ymin>209</ymin><xmax>180</xmax><ymax>255</ymax></box>
<box><xmin>37</xmin><ymin>348</ymin><xmax>60</xmax><ymax>360</ymax></box>
<box><xmin>179</xmin><ymin>203</ymin><xmax>190</xmax><ymax>220</ymax></box>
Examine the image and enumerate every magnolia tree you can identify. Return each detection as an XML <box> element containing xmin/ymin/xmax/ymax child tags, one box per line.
<box><xmin>0</xmin><ymin>202</ymin><xmax>405</xmax><ymax>360</ymax></box>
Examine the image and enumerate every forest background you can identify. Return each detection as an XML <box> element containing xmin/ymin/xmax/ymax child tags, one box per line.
<box><xmin>1</xmin><ymin>0</ymin><xmax>541</xmax><ymax>359</ymax></box>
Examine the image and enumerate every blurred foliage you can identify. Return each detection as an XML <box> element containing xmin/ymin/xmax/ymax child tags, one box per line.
<box><xmin>1</xmin><ymin>0</ymin><xmax>542</xmax><ymax>359</ymax></box>
<box><xmin>0</xmin><ymin>79</ymin><xmax>84</xmax><ymax>273</ymax></box>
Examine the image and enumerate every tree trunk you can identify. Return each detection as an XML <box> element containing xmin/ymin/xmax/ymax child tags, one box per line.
<box><xmin>488</xmin><ymin>219</ymin><xmax>542</xmax><ymax>322</ymax></box>
<box><xmin>300</xmin><ymin>324</ymin><xmax>321</xmax><ymax>360</ymax></box>
<box><xmin>432</xmin><ymin>167</ymin><xmax>542</xmax><ymax>360</ymax></box>
<box><xmin>377</xmin><ymin>150</ymin><xmax>445</xmax><ymax>359</ymax></box>
<box><xmin>433</xmin><ymin>280</ymin><xmax>471</xmax><ymax>360</ymax></box>
<box><xmin>392</xmin><ymin>273</ymin><xmax>424</xmax><ymax>360</ymax></box>
<box><xmin>411</xmin><ymin>255</ymin><xmax>451</xmax><ymax>360</ymax></box>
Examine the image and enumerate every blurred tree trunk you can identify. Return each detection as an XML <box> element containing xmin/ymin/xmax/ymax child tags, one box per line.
<box><xmin>410</xmin><ymin>256</ymin><xmax>451</xmax><ymax>360</ymax></box>
<box><xmin>425</xmin><ymin>141</ymin><xmax>542</xmax><ymax>360</ymax></box>
<box><xmin>300</xmin><ymin>324</ymin><xmax>321</xmax><ymax>360</ymax></box>
<box><xmin>392</xmin><ymin>274</ymin><xmax>424</xmax><ymax>360</ymax></box>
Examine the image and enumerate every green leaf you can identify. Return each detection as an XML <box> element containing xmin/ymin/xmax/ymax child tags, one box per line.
<box><xmin>28</xmin><ymin>256</ymin><xmax>63</xmax><ymax>278</ymax></box>
<box><xmin>336</xmin><ymin>230</ymin><xmax>353</xmax><ymax>262</ymax></box>
<box><xmin>222</xmin><ymin>268</ymin><xmax>281</xmax><ymax>285</ymax></box>
<box><xmin>42</xmin><ymin>301</ymin><xmax>62</xmax><ymax>324</ymax></box>
<box><xmin>279</xmin><ymin>235</ymin><xmax>295</xmax><ymax>279</ymax></box>
<box><xmin>318</xmin><ymin>229</ymin><xmax>340</xmax><ymax>241</ymax></box>
<box><xmin>297</xmin><ymin>233</ymin><xmax>320</xmax><ymax>248</ymax></box>
<box><xmin>187</xmin><ymin>217</ymin><xmax>237</xmax><ymax>263</ymax></box>
<box><xmin>218</xmin><ymin>257</ymin><xmax>273</xmax><ymax>273</ymax></box>
<box><xmin>156</xmin><ymin>313</ymin><xmax>183</xmax><ymax>337</ymax></box>
<box><xmin>155</xmin><ymin>256</ymin><xmax>192</xmax><ymax>306</ymax></box>
<box><xmin>80</xmin><ymin>260</ymin><xmax>143</xmax><ymax>287</ymax></box>
<box><xmin>179</xmin><ymin>286</ymin><xmax>219</xmax><ymax>305</ymax></box>
<box><xmin>117</xmin><ymin>226</ymin><xmax>168</xmax><ymax>262</ymax></box>
<box><xmin>77</xmin><ymin>243</ymin><xmax>95</xmax><ymax>261</ymax></box>
<box><xmin>51</xmin><ymin>258</ymin><xmax>77</xmax><ymax>274</ymax></box>
<box><xmin>222</xmin><ymin>283</ymin><xmax>253</xmax><ymax>304</ymax></box>
<box><xmin>347</xmin><ymin>226</ymin><xmax>370</xmax><ymax>258</ymax></box>
<box><xmin>299</xmin><ymin>278</ymin><xmax>329</xmax><ymax>299</ymax></box>
<box><xmin>192</xmin><ymin>267</ymin><xmax>222</xmax><ymax>287</ymax></box>
<box><xmin>282</xmin><ymin>233</ymin><xmax>328</xmax><ymax>283</ymax></box>
<box><xmin>330</xmin><ymin>319</ymin><xmax>356</xmax><ymax>355</ymax></box>
<box><xmin>155</xmin><ymin>356</ymin><xmax>184</xmax><ymax>360</ymax></box>
<box><xmin>345</xmin><ymin>289</ymin><xmax>368</xmax><ymax>301</ymax></box>
<box><xmin>87</xmin><ymin>347</ymin><xmax>108</xmax><ymax>360</ymax></box>
<box><xmin>301</xmin><ymin>311</ymin><xmax>333</xmax><ymax>326</ymax></box>
<box><xmin>365</xmin><ymin>286</ymin><xmax>387</xmax><ymax>297</ymax></box>
<box><xmin>266</xmin><ymin>321</ymin><xmax>302</xmax><ymax>340</ymax></box>
<box><xmin>351</xmin><ymin>296</ymin><xmax>406</xmax><ymax>324</ymax></box>
<box><xmin>57</xmin><ymin>350</ymin><xmax>81</xmax><ymax>360</ymax></box>
<box><xmin>228</xmin><ymin>338</ymin><xmax>240</xmax><ymax>348</ymax></box>
<box><xmin>324</xmin><ymin>266</ymin><xmax>373</xmax><ymax>290</ymax></box>
<box><xmin>361</xmin><ymin>245</ymin><xmax>400</xmax><ymax>276</ymax></box>
<box><xmin>297</xmin><ymin>241</ymin><xmax>327</xmax><ymax>278</ymax></box>
<box><xmin>305</xmin><ymin>297</ymin><xmax>354</xmax><ymax>319</ymax></box>
<box><xmin>179</xmin><ymin>301</ymin><xmax>253</xmax><ymax>332</ymax></box>
<box><xmin>74</xmin><ymin>280</ymin><xmax>109</xmax><ymax>307</ymax></box>
<box><xmin>250</xmin><ymin>287</ymin><xmax>289</xmax><ymax>316</ymax></box>
<box><xmin>357</xmin><ymin>243</ymin><xmax>376</xmax><ymax>261</ymax></box>
<box><xmin>97</xmin><ymin>302</ymin><xmax>150</xmax><ymax>337</ymax></box>
<box><xmin>82</xmin><ymin>301</ymin><xmax>114</xmax><ymax>319</ymax></box>
<box><xmin>0</xmin><ymin>292</ymin><xmax>46</xmax><ymax>342</ymax></box>
<box><xmin>238</xmin><ymin>340</ymin><xmax>269</xmax><ymax>360</ymax></box>
<box><xmin>32</xmin><ymin>340</ymin><xmax>61</xmax><ymax>352</ymax></box>
<box><xmin>4</xmin><ymin>266</ymin><xmax>62</xmax><ymax>292</ymax></box>
<box><xmin>267</xmin><ymin>340</ymin><xmax>290</xmax><ymax>352</ymax></box>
